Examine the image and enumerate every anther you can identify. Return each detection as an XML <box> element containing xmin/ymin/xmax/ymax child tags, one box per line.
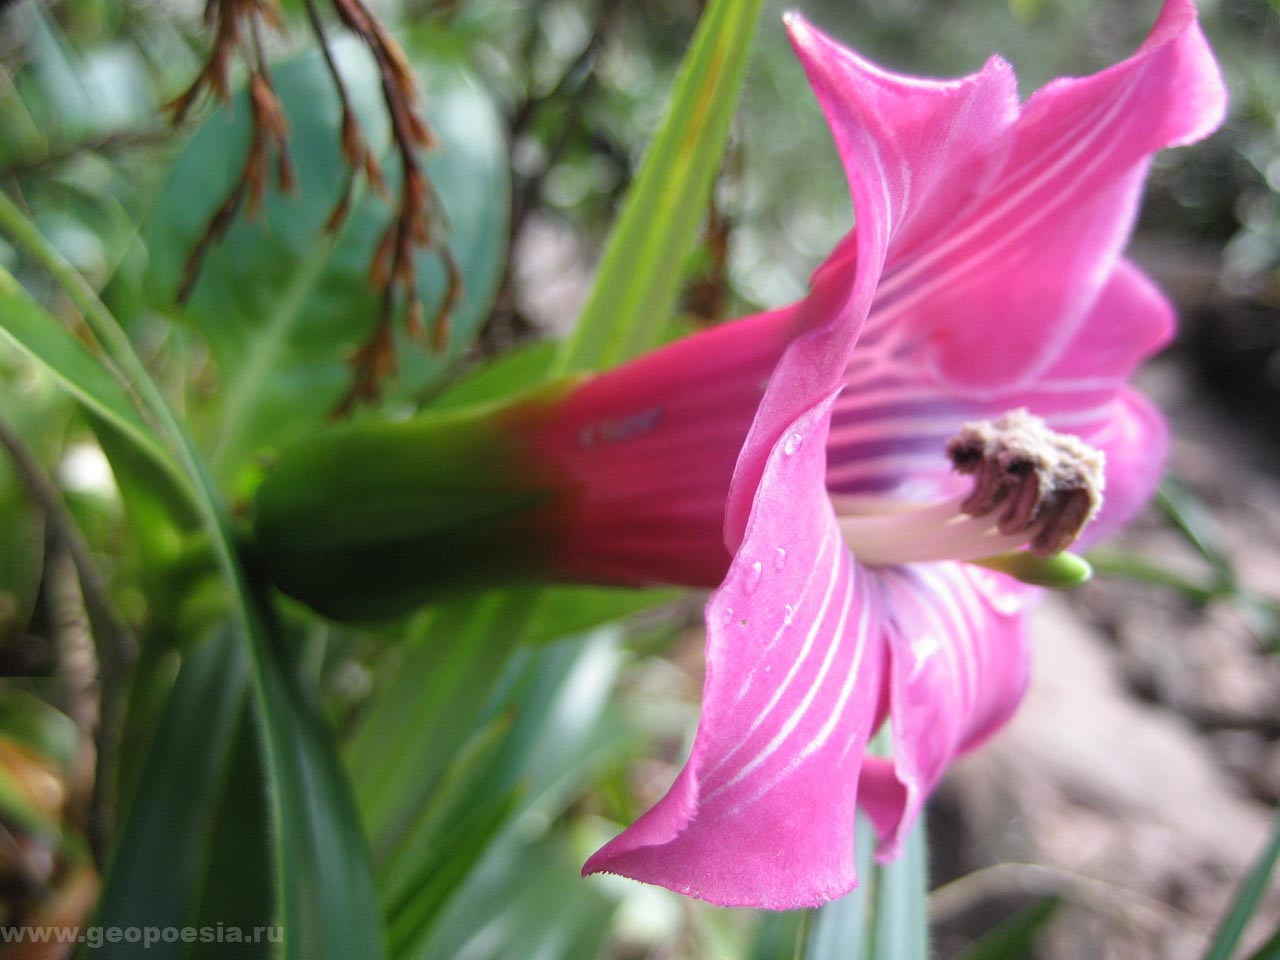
<box><xmin>946</xmin><ymin>409</ymin><xmax>1105</xmax><ymax>557</ymax></box>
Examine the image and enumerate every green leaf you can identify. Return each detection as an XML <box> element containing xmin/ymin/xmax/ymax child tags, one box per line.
<box><xmin>187</xmin><ymin>712</ymin><xmax>276</xmax><ymax>960</ymax></box>
<box><xmin>797</xmin><ymin>804</ymin><xmax>928</xmax><ymax>958</ymax></box>
<box><xmin>555</xmin><ymin>0</ymin><xmax>764</xmax><ymax>373</ymax></box>
<box><xmin>420</xmin><ymin>832</ymin><xmax>615</xmax><ymax>960</ymax></box>
<box><xmin>801</xmin><ymin>811</ymin><xmax>927</xmax><ymax>960</ymax></box>
<box><xmin>245</xmin><ymin>607</ymin><xmax>386</xmax><ymax>960</ymax></box>
<box><xmin>349</xmin><ymin>590</ymin><xmax>646</xmax><ymax>853</ymax></box>
<box><xmin>1203</xmin><ymin>809</ymin><xmax>1280</xmax><ymax>960</ymax></box>
<box><xmin>429</xmin><ymin>341</ymin><xmax>561</xmax><ymax>410</ymax></box>
<box><xmin>146</xmin><ymin>41</ymin><xmax>510</xmax><ymax>482</ymax></box>
<box><xmin>520</xmin><ymin>584</ymin><xmax>683</xmax><ymax>646</ymax></box>
<box><xmin>1158</xmin><ymin>477</ymin><xmax>1238</xmax><ymax>590</ymax></box>
<box><xmin>383</xmin><ymin>778</ymin><xmax>519</xmax><ymax>956</ymax></box>
<box><xmin>0</xmin><ymin>688</ymin><xmax>79</xmax><ymax>842</ymax></box>
<box><xmin>0</xmin><ymin>687</ymin><xmax>79</xmax><ymax>772</ymax></box>
<box><xmin>870</xmin><ymin>816</ymin><xmax>929</xmax><ymax>959</ymax></box>
<box><xmin>89</xmin><ymin>413</ymin><xmax>216</xmax><ymax>646</ymax></box>
<box><xmin>748</xmin><ymin>910</ymin><xmax>808</xmax><ymax>960</ymax></box>
<box><xmin>347</xmin><ymin>592</ymin><xmax>536</xmax><ymax>854</ymax></box>
<box><xmin>92</xmin><ymin>630</ymin><xmax>254</xmax><ymax>958</ymax></box>
<box><xmin>394</xmin><ymin>631</ymin><xmax>627</xmax><ymax>960</ymax></box>
<box><xmin>0</xmin><ymin>267</ymin><xmax>193</xmax><ymax>507</ymax></box>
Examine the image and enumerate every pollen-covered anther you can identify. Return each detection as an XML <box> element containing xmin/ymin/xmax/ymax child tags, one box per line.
<box><xmin>946</xmin><ymin>409</ymin><xmax>1105</xmax><ymax>556</ymax></box>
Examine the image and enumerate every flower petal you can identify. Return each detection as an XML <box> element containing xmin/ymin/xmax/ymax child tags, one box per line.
<box><xmin>726</xmin><ymin>16</ymin><xmax>1021</xmax><ymax>547</ymax></box>
<box><xmin>584</xmin><ymin>398</ymin><xmax>887</xmax><ymax>908</ymax></box>
<box><xmin>784</xmin><ymin>15</ymin><xmax>1019</xmax><ymax>262</ymax></box>
<box><xmin>862</xmin><ymin>564</ymin><xmax>1033</xmax><ymax>859</ymax></box>
<box><xmin>1073</xmin><ymin>387</ymin><xmax>1169</xmax><ymax>546</ymax></box>
<box><xmin>864</xmin><ymin>0</ymin><xmax>1225</xmax><ymax>391</ymax></box>
<box><xmin>827</xmin><ymin>259</ymin><xmax>1175</xmax><ymax>544</ymax></box>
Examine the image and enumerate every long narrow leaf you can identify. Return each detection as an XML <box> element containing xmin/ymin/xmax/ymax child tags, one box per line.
<box><xmin>91</xmin><ymin>631</ymin><xmax>253</xmax><ymax>958</ymax></box>
<box><xmin>798</xmin><ymin>759</ymin><xmax>929</xmax><ymax>959</ymax></box>
<box><xmin>0</xmin><ymin>268</ymin><xmax>194</xmax><ymax>509</ymax></box>
<box><xmin>1204</xmin><ymin>809</ymin><xmax>1280</xmax><ymax>960</ymax></box>
<box><xmin>348</xmin><ymin>592</ymin><xmax>535</xmax><ymax>855</ymax></box>
<box><xmin>870</xmin><ymin>816</ymin><xmax>929</xmax><ymax>959</ymax></box>
<box><xmin>800</xmin><ymin>812</ymin><xmax>874</xmax><ymax>959</ymax></box>
<box><xmin>555</xmin><ymin>0</ymin><xmax>764</xmax><ymax>373</ymax></box>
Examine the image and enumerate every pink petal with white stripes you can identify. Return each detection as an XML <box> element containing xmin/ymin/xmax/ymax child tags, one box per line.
<box><xmin>863</xmin><ymin>0</ymin><xmax>1225</xmax><ymax>391</ymax></box>
<box><xmin>827</xmin><ymin>260</ymin><xmax>1177</xmax><ymax>541</ymax></box>
<box><xmin>861</xmin><ymin>564</ymin><xmax>1033</xmax><ymax>859</ymax></box>
<box><xmin>584</xmin><ymin>398</ymin><xmax>887</xmax><ymax>908</ymax></box>
<box><xmin>726</xmin><ymin>15</ymin><xmax>1020</xmax><ymax>547</ymax></box>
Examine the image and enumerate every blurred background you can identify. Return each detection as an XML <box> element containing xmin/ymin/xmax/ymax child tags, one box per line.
<box><xmin>0</xmin><ymin>0</ymin><xmax>1277</xmax><ymax>957</ymax></box>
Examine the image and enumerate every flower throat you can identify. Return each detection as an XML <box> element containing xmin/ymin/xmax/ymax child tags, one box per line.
<box><xmin>833</xmin><ymin>409</ymin><xmax>1105</xmax><ymax>576</ymax></box>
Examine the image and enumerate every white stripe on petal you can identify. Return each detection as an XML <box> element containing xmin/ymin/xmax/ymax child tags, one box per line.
<box><xmin>706</xmin><ymin>530</ymin><xmax>845</xmax><ymax>785</ymax></box>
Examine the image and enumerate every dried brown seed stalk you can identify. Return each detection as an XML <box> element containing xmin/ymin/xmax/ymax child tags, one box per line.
<box><xmin>172</xmin><ymin>0</ymin><xmax>295</xmax><ymax>303</ymax></box>
<box><xmin>327</xmin><ymin>0</ymin><xmax>462</xmax><ymax>415</ymax></box>
<box><xmin>173</xmin><ymin>0</ymin><xmax>464</xmax><ymax>412</ymax></box>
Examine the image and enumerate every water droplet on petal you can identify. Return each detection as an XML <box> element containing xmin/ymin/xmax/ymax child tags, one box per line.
<box><xmin>773</xmin><ymin>546</ymin><xmax>787</xmax><ymax>570</ymax></box>
<box><xmin>745</xmin><ymin>560</ymin><xmax>763</xmax><ymax>593</ymax></box>
<box><xmin>783</xmin><ymin>432</ymin><xmax>803</xmax><ymax>456</ymax></box>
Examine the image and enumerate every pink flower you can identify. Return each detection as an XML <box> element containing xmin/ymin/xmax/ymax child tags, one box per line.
<box><xmin>528</xmin><ymin>0</ymin><xmax>1224</xmax><ymax>908</ymax></box>
<box><xmin>251</xmin><ymin>0</ymin><xmax>1225</xmax><ymax>911</ymax></box>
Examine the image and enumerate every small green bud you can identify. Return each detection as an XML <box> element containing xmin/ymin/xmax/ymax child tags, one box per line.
<box><xmin>971</xmin><ymin>550</ymin><xmax>1094</xmax><ymax>589</ymax></box>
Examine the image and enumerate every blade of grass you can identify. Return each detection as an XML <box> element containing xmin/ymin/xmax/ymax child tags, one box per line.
<box><xmin>795</xmin><ymin>810</ymin><xmax>928</xmax><ymax>960</ymax></box>
<box><xmin>554</xmin><ymin>0</ymin><xmax>764</xmax><ymax>374</ymax></box>
<box><xmin>1158</xmin><ymin>477</ymin><xmax>1237</xmax><ymax>590</ymax></box>
<box><xmin>1203</xmin><ymin>809</ymin><xmax>1280</xmax><ymax>960</ymax></box>
<box><xmin>1086</xmin><ymin>549</ymin><xmax>1221</xmax><ymax>605</ymax></box>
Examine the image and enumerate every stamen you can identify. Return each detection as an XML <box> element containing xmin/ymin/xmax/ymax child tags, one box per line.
<box><xmin>947</xmin><ymin>409</ymin><xmax>1105</xmax><ymax>556</ymax></box>
<box><xmin>835</xmin><ymin>409</ymin><xmax>1105</xmax><ymax>568</ymax></box>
